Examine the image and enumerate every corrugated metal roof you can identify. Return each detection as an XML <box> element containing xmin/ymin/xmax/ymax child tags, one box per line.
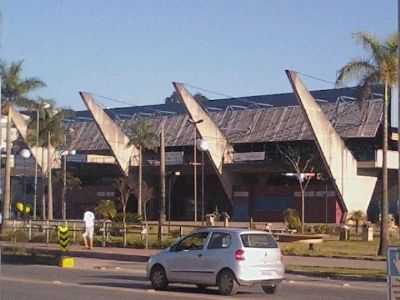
<box><xmin>68</xmin><ymin>99</ymin><xmax>383</xmax><ymax>152</ymax></box>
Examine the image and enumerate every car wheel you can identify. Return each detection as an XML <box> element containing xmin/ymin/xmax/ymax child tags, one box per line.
<box><xmin>150</xmin><ymin>265</ymin><xmax>168</xmax><ymax>290</ymax></box>
<box><xmin>261</xmin><ymin>285</ymin><xmax>277</xmax><ymax>294</ymax></box>
<box><xmin>217</xmin><ymin>269</ymin><xmax>239</xmax><ymax>296</ymax></box>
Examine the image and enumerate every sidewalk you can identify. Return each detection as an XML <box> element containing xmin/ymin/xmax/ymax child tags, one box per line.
<box><xmin>0</xmin><ymin>241</ymin><xmax>386</xmax><ymax>270</ymax></box>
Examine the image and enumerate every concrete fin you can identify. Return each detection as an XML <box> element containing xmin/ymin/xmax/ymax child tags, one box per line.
<box><xmin>8</xmin><ymin>105</ymin><xmax>56</xmax><ymax>173</ymax></box>
<box><xmin>79</xmin><ymin>92</ymin><xmax>139</xmax><ymax>176</ymax></box>
<box><xmin>173</xmin><ymin>82</ymin><xmax>234</xmax><ymax>200</ymax></box>
<box><xmin>286</xmin><ymin>70</ymin><xmax>377</xmax><ymax>213</ymax></box>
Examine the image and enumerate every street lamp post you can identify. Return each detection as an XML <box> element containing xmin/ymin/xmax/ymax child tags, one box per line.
<box><xmin>188</xmin><ymin>119</ymin><xmax>203</xmax><ymax>223</ymax></box>
<box><xmin>168</xmin><ymin>170</ymin><xmax>181</xmax><ymax>227</ymax></box>
<box><xmin>20</xmin><ymin>149</ymin><xmax>31</xmax><ymax>205</ymax></box>
<box><xmin>61</xmin><ymin>148</ymin><xmax>76</xmax><ymax>220</ymax></box>
<box><xmin>197</xmin><ymin>139</ymin><xmax>209</xmax><ymax>225</ymax></box>
<box><xmin>33</xmin><ymin>102</ymin><xmax>50</xmax><ymax>220</ymax></box>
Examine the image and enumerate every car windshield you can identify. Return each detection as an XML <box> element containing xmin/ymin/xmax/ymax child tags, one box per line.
<box><xmin>240</xmin><ymin>234</ymin><xmax>278</xmax><ymax>248</ymax></box>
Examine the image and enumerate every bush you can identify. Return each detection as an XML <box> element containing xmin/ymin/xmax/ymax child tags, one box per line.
<box><xmin>128</xmin><ymin>239</ymin><xmax>145</xmax><ymax>249</ymax></box>
<box><xmin>4</xmin><ymin>229</ymin><xmax>29</xmax><ymax>242</ymax></box>
<box><xmin>150</xmin><ymin>239</ymin><xmax>175</xmax><ymax>249</ymax></box>
<box><xmin>114</xmin><ymin>213</ymin><xmax>142</xmax><ymax>224</ymax></box>
<box><xmin>283</xmin><ymin>209</ymin><xmax>301</xmax><ymax>232</ymax></box>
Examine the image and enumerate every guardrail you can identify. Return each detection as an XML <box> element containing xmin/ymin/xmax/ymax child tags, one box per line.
<box><xmin>1</xmin><ymin>219</ymin><xmax>216</xmax><ymax>247</ymax></box>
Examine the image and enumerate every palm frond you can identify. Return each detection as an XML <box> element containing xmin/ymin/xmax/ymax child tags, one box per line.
<box><xmin>353</xmin><ymin>32</ymin><xmax>385</xmax><ymax>63</ymax></box>
<box><xmin>335</xmin><ymin>60</ymin><xmax>376</xmax><ymax>87</ymax></box>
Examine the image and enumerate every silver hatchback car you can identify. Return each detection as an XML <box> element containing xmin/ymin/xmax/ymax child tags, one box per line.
<box><xmin>147</xmin><ymin>228</ymin><xmax>284</xmax><ymax>296</ymax></box>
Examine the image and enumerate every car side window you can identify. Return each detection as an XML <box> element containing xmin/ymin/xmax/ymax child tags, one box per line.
<box><xmin>207</xmin><ymin>232</ymin><xmax>231</xmax><ymax>249</ymax></box>
<box><xmin>175</xmin><ymin>232</ymin><xmax>209</xmax><ymax>251</ymax></box>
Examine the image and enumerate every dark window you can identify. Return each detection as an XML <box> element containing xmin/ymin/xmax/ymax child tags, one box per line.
<box><xmin>175</xmin><ymin>232</ymin><xmax>209</xmax><ymax>251</ymax></box>
<box><xmin>240</xmin><ymin>234</ymin><xmax>278</xmax><ymax>248</ymax></box>
<box><xmin>207</xmin><ymin>232</ymin><xmax>231</xmax><ymax>249</ymax></box>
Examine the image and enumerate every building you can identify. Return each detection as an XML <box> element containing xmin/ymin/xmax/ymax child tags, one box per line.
<box><xmin>5</xmin><ymin>73</ymin><xmax>397</xmax><ymax>223</ymax></box>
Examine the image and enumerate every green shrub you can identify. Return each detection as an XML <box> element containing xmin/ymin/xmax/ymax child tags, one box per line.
<box><xmin>283</xmin><ymin>209</ymin><xmax>301</xmax><ymax>232</ymax></box>
<box><xmin>4</xmin><ymin>229</ymin><xmax>29</xmax><ymax>242</ymax></box>
<box><xmin>114</xmin><ymin>213</ymin><xmax>142</xmax><ymax>224</ymax></box>
<box><xmin>128</xmin><ymin>239</ymin><xmax>145</xmax><ymax>249</ymax></box>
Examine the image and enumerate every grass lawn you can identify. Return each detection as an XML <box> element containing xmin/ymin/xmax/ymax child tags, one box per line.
<box><xmin>280</xmin><ymin>236</ymin><xmax>400</xmax><ymax>259</ymax></box>
<box><xmin>285</xmin><ymin>264</ymin><xmax>386</xmax><ymax>280</ymax></box>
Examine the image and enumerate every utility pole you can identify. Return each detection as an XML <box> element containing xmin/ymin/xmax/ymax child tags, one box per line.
<box><xmin>33</xmin><ymin>110</ymin><xmax>39</xmax><ymax>219</ymax></box>
<box><xmin>3</xmin><ymin>105</ymin><xmax>11</xmax><ymax>220</ymax></box>
<box><xmin>397</xmin><ymin>0</ymin><xmax>400</xmax><ymax>228</ymax></box>
<box><xmin>0</xmin><ymin>78</ymin><xmax>2</xmax><ymax>219</ymax></box>
<box><xmin>158</xmin><ymin>123</ymin><xmax>166</xmax><ymax>242</ymax></box>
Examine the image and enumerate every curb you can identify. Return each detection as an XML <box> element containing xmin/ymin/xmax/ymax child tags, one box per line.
<box><xmin>1</xmin><ymin>245</ymin><xmax>151</xmax><ymax>263</ymax></box>
<box><xmin>285</xmin><ymin>270</ymin><xmax>386</xmax><ymax>282</ymax></box>
<box><xmin>283</xmin><ymin>253</ymin><xmax>386</xmax><ymax>262</ymax></box>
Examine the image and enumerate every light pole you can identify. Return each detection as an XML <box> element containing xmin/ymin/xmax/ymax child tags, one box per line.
<box><xmin>188</xmin><ymin>119</ymin><xmax>203</xmax><ymax>223</ymax></box>
<box><xmin>20</xmin><ymin>149</ymin><xmax>31</xmax><ymax>204</ymax></box>
<box><xmin>168</xmin><ymin>170</ymin><xmax>181</xmax><ymax>227</ymax></box>
<box><xmin>61</xmin><ymin>148</ymin><xmax>76</xmax><ymax>220</ymax></box>
<box><xmin>33</xmin><ymin>102</ymin><xmax>50</xmax><ymax>220</ymax></box>
<box><xmin>197</xmin><ymin>139</ymin><xmax>209</xmax><ymax>225</ymax></box>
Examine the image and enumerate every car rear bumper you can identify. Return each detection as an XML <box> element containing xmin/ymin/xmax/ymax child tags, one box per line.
<box><xmin>235</xmin><ymin>264</ymin><xmax>285</xmax><ymax>285</ymax></box>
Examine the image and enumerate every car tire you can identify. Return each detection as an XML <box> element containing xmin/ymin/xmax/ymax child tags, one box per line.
<box><xmin>261</xmin><ymin>285</ymin><xmax>277</xmax><ymax>294</ymax></box>
<box><xmin>150</xmin><ymin>265</ymin><xmax>168</xmax><ymax>291</ymax></box>
<box><xmin>217</xmin><ymin>269</ymin><xmax>239</xmax><ymax>296</ymax></box>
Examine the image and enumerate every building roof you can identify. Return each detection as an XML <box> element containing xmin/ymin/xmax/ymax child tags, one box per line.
<box><xmin>72</xmin><ymin>85</ymin><xmax>384</xmax><ymax>121</ymax></box>
<box><xmin>68</xmin><ymin>98</ymin><xmax>383</xmax><ymax>152</ymax></box>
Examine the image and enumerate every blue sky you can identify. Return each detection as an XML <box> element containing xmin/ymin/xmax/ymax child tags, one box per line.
<box><xmin>1</xmin><ymin>1</ymin><xmax>396</xmax><ymax>110</ymax></box>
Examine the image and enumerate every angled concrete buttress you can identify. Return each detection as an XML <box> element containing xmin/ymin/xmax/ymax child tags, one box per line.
<box><xmin>173</xmin><ymin>82</ymin><xmax>234</xmax><ymax>202</ymax></box>
<box><xmin>79</xmin><ymin>92</ymin><xmax>139</xmax><ymax>176</ymax></box>
<box><xmin>8</xmin><ymin>104</ymin><xmax>56</xmax><ymax>174</ymax></box>
<box><xmin>286</xmin><ymin>70</ymin><xmax>377</xmax><ymax>214</ymax></box>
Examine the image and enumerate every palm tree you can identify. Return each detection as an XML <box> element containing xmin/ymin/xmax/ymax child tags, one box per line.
<box><xmin>124</xmin><ymin>119</ymin><xmax>158</xmax><ymax>217</ymax></box>
<box><xmin>95</xmin><ymin>199</ymin><xmax>117</xmax><ymax>221</ymax></box>
<box><xmin>349</xmin><ymin>210</ymin><xmax>365</xmax><ymax>234</ymax></box>
<box><xmin>0</xmin><ymin>60</ymin><xmax>46</xmax><ymax>107</ymax></box>
<box><xmin>336</xmin><ymin>32</ymin><xmax>397</xmax><ymax>255</ymax></box>
<box><xmin>27</xmin><ymin>103</ymin><xmax>64</xmax><ymax>220</ymax></box>
<box><xmin>0</xmin><ymin>60</ymin><xmax>46</xmax><ymax>222</ymax></box>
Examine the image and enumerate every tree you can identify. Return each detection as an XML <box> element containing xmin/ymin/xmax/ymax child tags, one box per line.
<box><xmin>124</xmin><ymin>119</ymin><xmax>158</xmax><ymax>218</ymax></box>
<box><xmin>95</xmin><ymin>200</ymin><xmax>117</xmax><ymax>221</ymax></box>
<box><xmin>278</xmin><ymin>144</ymin><xmax>317</xmax><ymax>233</ymax></box>
<box><xmin>348</xmin><ymin>210</ymin><xmax>365</xmax><ymax>234</ymax></box>
<box><xmin>165</xmin><ymin>91</ymin><xmax>209</xmax><ymax>104</ymax></box>
<box><xmin>52</xmin><ymin>169</ymin><xmax>81</xmax><ymax>218</ymax></box>
<box><xmin>131</xmin><ymin>178</ymin><xmax>154</xmax><ymax>249</ymax></box>
<box><xmin>27</xmin><ymin>102</ymin><xmax>64</xmax><ymax>220</ymax></box>
<box><xmin>336</xmin><ymin>32</ymin><xmax>397</xmax><ymax>255</ymax></box>
<box><xmin>114</xmin><ymin>176</ymin><xmax>134</xmax><ymax>247</ymax></box>
<box><xmin>0</xmin><ymin>60</ymin><xmax>46</xmax><ymax>107</ymax></box>
<box><xmin>0</xmin><ymin>61</ymin><xmax>46</xmax><ymax>222</ymax></box>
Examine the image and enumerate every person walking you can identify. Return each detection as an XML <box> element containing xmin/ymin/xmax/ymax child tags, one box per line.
<box><xmin>82</xmin><ymin>209</ymin><xmax>95</xmax><ymax>249</ymax></box>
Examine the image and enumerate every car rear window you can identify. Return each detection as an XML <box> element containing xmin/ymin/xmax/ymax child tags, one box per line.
<box><xmin>240</xmin><ymin>234</ymin><xmax>278</xmax><ymax>248</ymax></box>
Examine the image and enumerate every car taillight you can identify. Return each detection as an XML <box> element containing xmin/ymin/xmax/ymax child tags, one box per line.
<box><xmin>235</xmin><ymin>249</ymin><xmax>245</xmax><ymax>261</ymax></box>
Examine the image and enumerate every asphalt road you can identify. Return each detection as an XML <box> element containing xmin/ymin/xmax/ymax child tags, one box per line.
<box><xmin>0</xmin><ymin>262</ymin><xmax>387</xmax><ymax>300</ymax></box>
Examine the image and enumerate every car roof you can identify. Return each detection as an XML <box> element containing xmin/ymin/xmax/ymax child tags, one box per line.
<box><xmin>194</xmin><ymin>227</ymin><xmax>270</xmax><ymax>235</ymax></box>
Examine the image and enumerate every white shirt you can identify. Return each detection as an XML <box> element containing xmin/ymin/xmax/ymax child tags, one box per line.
<box><xmin>83</xmin><ymin>211</ymin><xmax>95</xmax><ymax>227</ymax></box>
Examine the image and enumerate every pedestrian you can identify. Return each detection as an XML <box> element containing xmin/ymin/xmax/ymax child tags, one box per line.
<box><xmin>82</xmin><ymin>209</ymin><xmax>95</xmax><ymax>250</ymax></box>
<box><xmin>0</xmin><ymin>211</ymin><xmax>2</xmax><ymax>232</ymax></box>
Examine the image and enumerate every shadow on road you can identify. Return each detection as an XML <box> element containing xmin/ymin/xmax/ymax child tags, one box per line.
<box><xmin>1</xmin><ymin>254</ymin><xmax>58</xmax><ymax>266</ymax></box>
<box><xmin>82</xmin><ymin>274</ymin><xmax>254</xmax><ymax>296</ymax></box>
